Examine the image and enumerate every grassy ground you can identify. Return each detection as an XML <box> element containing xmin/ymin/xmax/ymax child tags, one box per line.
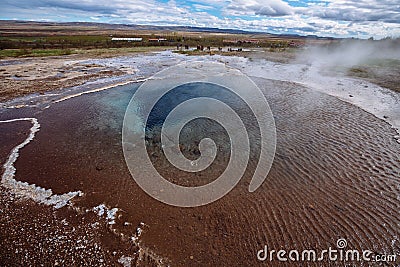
<box><xmin>174</xmin><ymin>47</ymin><xmax>298</xmax><ymax>63</ymax></box>
<box><xmin>0</xmin><ymin>48</ymin><xmax>73</xmax><ymax>58</ymax></box>
<box><xmin>347</xmin><ymin>59</ymin><xmax>400</xmax><ymax>93</ymax></box>
<box><xmin>0</xmin><ymin>46</ymin><xmax>175</xmax><ymax>59</ymax></box>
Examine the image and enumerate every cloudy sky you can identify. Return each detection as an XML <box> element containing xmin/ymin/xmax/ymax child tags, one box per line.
<box><xmin>1</xmin><ymin>0</ymin><xmax>399</xmax><ymax>39</ymax></box>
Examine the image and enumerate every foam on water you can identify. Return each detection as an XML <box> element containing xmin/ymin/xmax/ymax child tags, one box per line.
<box><xmin>54</xmin><ymin>78</ymin><xmax>147</xmax><ymax>104</ymax></box>
<box><xmin>0</xmin><ymin>118</ymin><xmax>83</xmax><ymax>208</ymax></box>
<box><xmin>93</xmin><ymin>204</ymin><xmax>119</xmax><ymax>225</ymax></box>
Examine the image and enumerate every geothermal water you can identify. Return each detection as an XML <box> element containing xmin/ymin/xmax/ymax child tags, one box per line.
<box><xmin>0</xmin><ymin>51</ymin><xmax>399</xmax><ymax>266</ymax></box>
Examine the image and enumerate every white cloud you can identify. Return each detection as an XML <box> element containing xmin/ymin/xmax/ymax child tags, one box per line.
<box><xmin>299</xmin><ymin>0</ymin><xmax>400</xmax><ymax>23</ymax></box>
<box><xmin>0</xmin><ymin>0</ymin><xmax>399</xmax><ymax>38</ymax></box>
<box><xmin>193</xmin><ymin>4</ymin><xmax>215</xmax><ymax>11</ymax></box>
<box><xmin>225</xmin><ymin>0</ymin><xmax>294</xmax><ymax>16</ymax></box>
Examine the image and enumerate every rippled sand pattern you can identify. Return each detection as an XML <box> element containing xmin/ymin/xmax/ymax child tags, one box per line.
<box><xmin>196</xmin><ymin>78</ymin><xmax>400</xmax><ymax>266</ymax></box>
<box><xmin>0</xmin><ymin>76</ymin><xmax>398</xmax><ymax>266</ymax></box>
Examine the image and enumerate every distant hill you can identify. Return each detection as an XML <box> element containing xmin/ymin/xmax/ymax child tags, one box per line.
<box><xmin>1</xmin><ymin>20</ymin><xmax>255</xmax><ymax>34</ymax></box>
<box><xmin>0</xmin><ymin>20</ymin><xmax>335</xmax><ymax>40</ymax></box>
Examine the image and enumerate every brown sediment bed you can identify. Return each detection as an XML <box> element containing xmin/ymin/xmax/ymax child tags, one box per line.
<box><xmin>0</xmin><ymin>189</ymin><xmax>114</xmax><ymax>266</ymax></box>
<box><xmin>0</xmin><ymin>187</ymin><xmax>170</xmax><ymax>266</ymax></box>
<box><xmin>0</xmin><ymin>55</ymin><xmax>125</xmax><ymax>102</ymax></box>
<box><xmin>0</xmin><ymin>120</ymin><xmax>31</xmax><ymax>166</ymax></box>
<box><xmin>1</xmin><ymin>76</ymin><xmax>398</xmax><ymax>266</ymax></box>
<box><xmin>0</xmin><ymin>117</ymin><xmax>168</xmax><ymax>267</ymax></box>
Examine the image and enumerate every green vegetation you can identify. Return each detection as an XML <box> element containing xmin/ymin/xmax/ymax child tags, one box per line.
<box><xmin>0</xmin><ymin>35</ymin><xmax>172</xmax><ymax>50</ymax></box>
<box><xmin>347</xmin><ymin>60</ymin><xmax>400</xmax><ymax>93</ymax></box>
<box><xmin>173</xmin><ymin>50</ymin><xmax>214</xmax><ymax>56</ymax></box>
<box><xmin>0</xmin><ymin>46</ymin><xmax>175</xmax><ymax>59</ymax></box>
<box><xmin>0</xmin><ymin>34</ymin><xmax>295</xmax><ymax>56</ymax></box>
<box><xmin>348</xmin><ymin>67</ymin><xmax>370</xmax><ymax>78</ymax></box>
<box><xmin>0</xmin><ymin>48</ymin><xmax>73</xmax><ymax>58</ymax></box>
<box><xmin>363</xmin><ymin>58</ymin><xmax>400</xmax><ymax>68</ymax></box>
